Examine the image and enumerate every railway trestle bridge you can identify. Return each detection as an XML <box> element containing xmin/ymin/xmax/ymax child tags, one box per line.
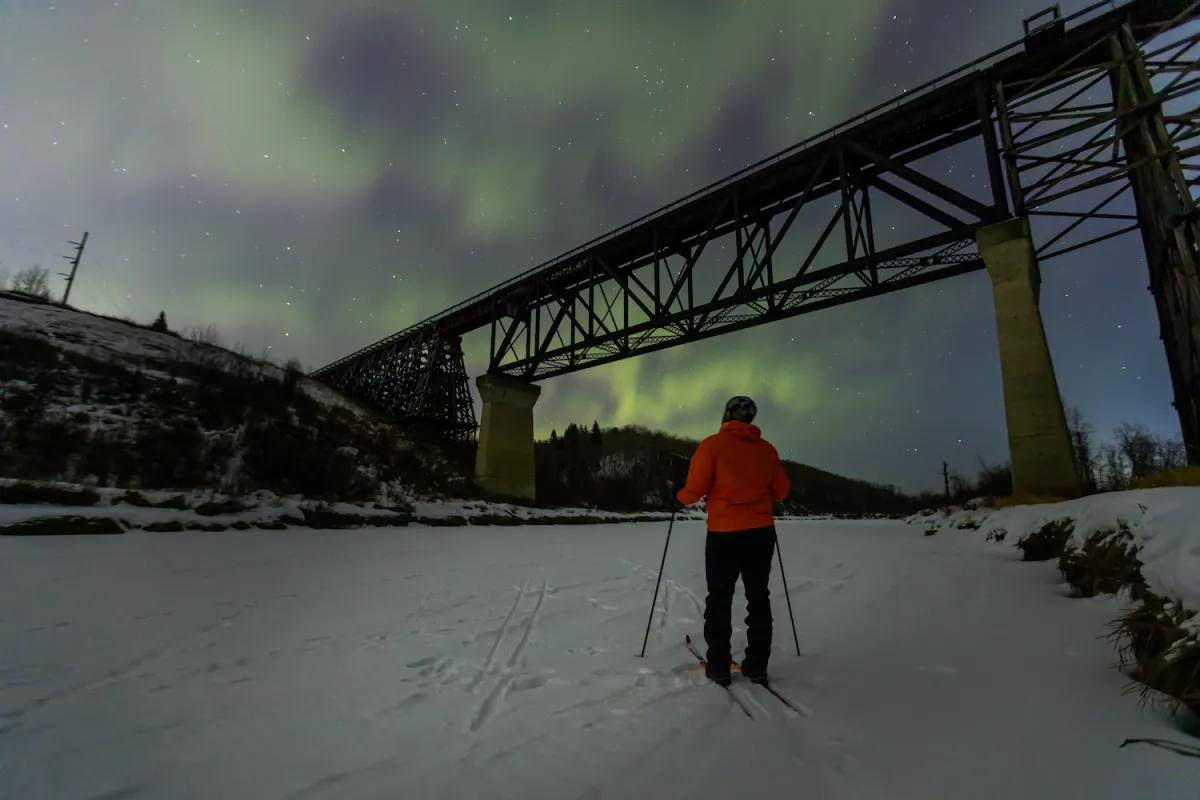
<box><xmin>312</xmin><ymin>0</ymin><xmax>1200</xmax><ymax>501</ymax></box>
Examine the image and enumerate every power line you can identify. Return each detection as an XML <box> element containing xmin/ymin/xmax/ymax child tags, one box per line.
<box><xmin>87</xmin><ymin>249</ymin><xmax>130</xmax><ymax>319</ymax></box>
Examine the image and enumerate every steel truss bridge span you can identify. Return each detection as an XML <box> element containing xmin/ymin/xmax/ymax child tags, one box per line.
<box><xmin>311</xmin><ymin>0</ymin><xmax>1200</xmax><ymax>459</ymax></box>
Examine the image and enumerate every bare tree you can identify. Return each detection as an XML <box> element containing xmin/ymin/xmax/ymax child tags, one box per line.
<box><xmin>1097</xmin><ymin>442</ymin><xmax>1128</xmax><ymax>491</ymax></box>
<box><xmin>1065</xmin><ymin>406</ymin><xmax>1097</xmax><ymax>492</ymax></box>
<box><xmin>0</xmin><ymin>262</ymin><xmax>10</xmax><ymax>292</ymax></box>
<box><xmin>187</xmin><ymin>324</ymin><xmax>223</xmax><ymax>347</ymax></box>
<box><xmin>1155</xmin><ymin>437</ymin><xmax>1186</xmax><ymax>471</ymax></box>
<box><xmin>10</xmin><ymin>265</ymin><xmax>51</xmax><ymax>299</ymax></box>
<box><xmin>1113</xmin><ymin>421</ymin><xmax>1158</xmax><ymax>481</ymax></box>
<box><xmin>948</xmin><ymin>470</ymin><xmax>973</xmax><ymax>499</ymax></box>
<box><xmin>975</xmin><ymin>458</ymin><xmax>1013</xmax><ymax>496</ymax></box>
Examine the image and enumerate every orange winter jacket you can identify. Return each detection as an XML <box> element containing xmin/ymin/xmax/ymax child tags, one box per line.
<box><xmin>676</xmin><ymin>420</ymin><xmax>791</xmax><ymax>532</ymax></box>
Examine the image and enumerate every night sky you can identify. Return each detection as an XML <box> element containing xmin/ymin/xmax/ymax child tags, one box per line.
<box><xmin>0</xmin><ymin>0</ymin><xmax>1181</xmax><ymax>493</ymax></box>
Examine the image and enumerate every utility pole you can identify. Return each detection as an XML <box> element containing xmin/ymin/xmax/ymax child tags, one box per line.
<box><xmin>941</xmin><ymin>461</ymin><xmax>951</xmax><ymax>499</ymax></box>
<box><xmin>59</xmin><ymin>231</ymin><xmax>88</xmax><ymax>306</ymax></box>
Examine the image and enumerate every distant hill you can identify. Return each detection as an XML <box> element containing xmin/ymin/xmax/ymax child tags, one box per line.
<box><xmin>535</xmin><ymin>422</ymin><xmax>920</xmax><ymax>515</ymax></box>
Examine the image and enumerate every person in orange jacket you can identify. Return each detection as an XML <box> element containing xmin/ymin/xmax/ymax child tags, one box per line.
<box><xmin>675</xmin><ymin>395</ymin><xmax>790</xmax><ymax>687</ymax></box>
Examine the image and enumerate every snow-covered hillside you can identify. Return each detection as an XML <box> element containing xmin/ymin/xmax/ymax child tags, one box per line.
<box><xmin>0</xmin><ymin>293</ymin><xmax>465</xmax><ymax>504</ymax></box>
<box><xmin>0</xmin><ymin>292</ymin><xmax>357</xmax><ymax>413</ymax></box>
<box><xmin>2</xmin><ymin>518</ymin><xmax>1195</xmax><ymax>799</ymax></box>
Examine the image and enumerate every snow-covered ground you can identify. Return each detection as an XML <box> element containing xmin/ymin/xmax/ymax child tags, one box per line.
<box><xmin>2</xmin><ymin>519</ymin><xmax>1195</xmax><ymax>799</ymax></box>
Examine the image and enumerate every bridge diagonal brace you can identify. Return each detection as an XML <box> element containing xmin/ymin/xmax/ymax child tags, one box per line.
<box><xmin>716</xmin><ymin>215</ymin><xmax>770</xmax><ymax>303</ymax></box>
<box><xmin>740</xmin><ymin>219</ymin><xmax>774</xmax><ymax>294</ymax></box>
<box><xmin>788</xmin><ymin>192</ymin><xmax>851</xmax><ymax>287</ymax></box>
<box><xmin>659</xmin><ymin>192</ymin><xmax>732</xmax><ymax>323</ymax></box>
<box><xmin>527</xmin><ymin>286</ymin><xmax>577</xmax><ymax>378</ymax></box>
<box><xmin>871</xmin><ymin>175</ymin><xmax>970</xmax><ymax>230</ymax></box>
<box><xmin>575</xmin><ymin>281</ymin><xmax>618</xmax><ymax>340</ymax></box>
<box><xmin>491</xmin><ymin>307</ymin><xmax>525</xmax><ymax>369</ymax></box>
<box><xmin>738</xmin><ymin>150</ymin><xmax>835</xmax><ymax>299</ymax></box>
<box><xmin>844</xmin><ymin>141</ymin><xmax>995</xmax><ymax>220</ymax></box>
<box><xmin>595</xmin><ymin>255</ymin><xmax>658</xmax><ymax>326</ymax></box>
<box><xmin>541</xmin><ymin>280</ymin><xmax>593</xmax><ymax>348</ymax></box>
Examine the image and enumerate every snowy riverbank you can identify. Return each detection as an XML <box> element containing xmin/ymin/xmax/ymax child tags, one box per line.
<box><xmin>0</xmin><ymin>478</ymin><xmax>903</xmax><ymax>535</ymax></box>
<box><xmin>911</xmin><ymin>488</ymin><xmax>1200</xmax><ymax>614</ymax></box>
<box><xmin>0</xmin><ymin>478</ymin><xmax>701</xmax><ymax>534</ymax></box>
<box><xmin>911</xmin><ymin>487</ymin><xmax>1200</xmax><ymax>724</ymax></box>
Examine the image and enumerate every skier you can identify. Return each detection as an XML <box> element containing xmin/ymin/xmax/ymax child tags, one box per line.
<box><xmin>675</xmin><ymin>396</ymin><xmax>790</xmax><ymax>687</ymax></box>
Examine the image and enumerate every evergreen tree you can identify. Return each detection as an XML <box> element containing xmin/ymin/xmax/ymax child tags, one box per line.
<box><xmin>563</xmin><ymin>422</ymin><xmax>580</xmax><ymax>448</ymax></box>
<box><xmin>150</xmin><ymin>310</ymin><xmax>169</xmax><ymax>332</ymax></box>
<box><xmin>590</xmin><ymin>420</ymin><xmax>603</xmax><ymax>448</ymax></box>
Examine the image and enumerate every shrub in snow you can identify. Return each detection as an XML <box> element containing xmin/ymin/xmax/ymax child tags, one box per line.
<box><xmin>1058</xmin><ymin>524</ymin><xmax>1144</xmax><ymax>599</ymax></box>
<box><xmin>2</xmin><ymin>516</ymin><xmax>124</xmax><ymax>536</ymax></box>
<box><xmin>0</xmin><ymin>482</ymin><xmax>100</xmax><ymax>506</ymax></box>
<box><xmin>1015</xmin><ymin>518</ymin><xmax>1074</xmax><ymax>562</ymax></box>
<box><xmin>967</xmin><ymin>488</ymin><xmax>1200</xmax><ymax>722</ymax></box>
<box><xmin>1110</xmin><ymin>593</ymin><xmax>1199</xmax><ymax>719</ymax></box>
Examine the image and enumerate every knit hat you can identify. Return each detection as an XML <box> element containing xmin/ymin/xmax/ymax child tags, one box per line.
<box><xmin>722</xmin><ymin>395</ymin><xmax>757</xmax><ymax>424</ymax></box>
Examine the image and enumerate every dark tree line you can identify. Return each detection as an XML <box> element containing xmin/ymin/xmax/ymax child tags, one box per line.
<box><xmin>1064</xmin><ymin>407</ymin><xmax>1188</xmax><ymax>492</ymax></box>
<box><xmin>534</xmin><ymin>422</ymin><xmax>923</xmax><ymax>515</ymax></box>
<box><xmin>923</xmin><ymin>406</ymin><xmax>1190</xmax><ymax>509</ymax></box>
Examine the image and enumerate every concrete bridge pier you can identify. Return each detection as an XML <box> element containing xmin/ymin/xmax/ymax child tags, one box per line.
<box><xmin>977</xmin><ymin>217</ymin><xmax>1081</xmax><ymax>499</ymax></box>
<box><xmin>474</xmin><ymin>373</ymin><xmax>542</xmax><ymax>502</ymax></box>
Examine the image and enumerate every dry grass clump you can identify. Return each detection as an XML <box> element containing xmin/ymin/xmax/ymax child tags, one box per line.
<box><xmin>1015</xmin><ymin>518</ymin><xmax>1074</xmax><ymax>562</ymax></box>
<box><xmin>1046</xmin><ymin>520</ymin><xmax>1200</xmax><ymax>720</ymax></box>
<box><xmin>1058</xmin><ymin>524</ymin><xmax>1144</xmax><ymax>598</ymax></box>
<box><xmin>990</xmin><ymin>494</ymin><xmax>1067</xmax><ymax>509</ymax></box>
<box><xmin>1134</xmin><ymin>466</ymin><xmax>1200</xmax><ymax>489</ymax></box>
<box><xmin>1108</xmin><ymin>593</ymin><xmax>1199</xmax><ymax>719</ymax></box>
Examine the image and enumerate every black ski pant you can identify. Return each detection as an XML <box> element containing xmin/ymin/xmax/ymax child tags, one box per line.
<box><xmin>703</xmin><ymin>526</ymin><xmax>776</xmax><ymax>675</ymax></box>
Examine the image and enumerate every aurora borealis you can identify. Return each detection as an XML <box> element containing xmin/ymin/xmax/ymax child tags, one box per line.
<box><xmin>0</xmin><ymin>0</ymin><xmax>1182</xmax><ymax>492</ymax></box>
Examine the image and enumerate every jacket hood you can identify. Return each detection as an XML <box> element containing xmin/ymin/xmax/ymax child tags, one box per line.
<box><xmin>719</xmin><ymin>419</ymin><xmax>762</xmax><ymax>441</ymax></box>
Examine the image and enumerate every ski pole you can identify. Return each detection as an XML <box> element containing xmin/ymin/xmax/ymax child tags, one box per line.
<box><xmin>774</xmin><ymin>533</ymin><xmax>801</xmax><ymax>657</ymax></box>
<box><xmin>639</xmin><ymin>506</ymin><xmax>676</xmax><ymax>658</ymax></box>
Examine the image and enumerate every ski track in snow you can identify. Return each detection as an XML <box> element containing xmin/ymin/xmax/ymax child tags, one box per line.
<box><xmin>1</xmin><ymin>520</ymin><xmax>1196</xmax><ymax>799</ymax></box>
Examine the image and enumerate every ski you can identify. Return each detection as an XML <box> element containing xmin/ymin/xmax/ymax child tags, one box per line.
<box><xmin>685</xmin><ymin>634</ymin><xmax>806</xmax><ymax>716</ymax></box>
<box><xmin>684</xmin><ymin>635</ymin><xmax>753</xmax><ymax>719</ymax></box>
<box><xmin>751</xmin><ymin>678</ymin><xmax>806</xmax><ymax>716</ymax></box>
